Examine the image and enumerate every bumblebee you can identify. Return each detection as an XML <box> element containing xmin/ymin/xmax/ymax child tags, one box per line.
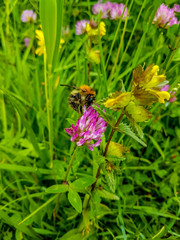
<box><xmin>60</xmin><ymin>84</ymin><xmax>96</xmax><ymax>113</ymax></box>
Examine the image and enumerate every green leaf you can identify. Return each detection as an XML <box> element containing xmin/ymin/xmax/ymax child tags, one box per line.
<box><xmin>68</xmin><ymin>188</ymin><xmax>82</xmax><ymax>213</ymax></box>
<box><xmin>52</xmin><ymin>0</ymin><xmax>64</xmax><ymax>68</ymax></box>
<box><xmin>40</xmin><ymin>0</ymin><xmax>61</xmax><ymax>68</ymax></box>
<box><xmin>92</xmin><ymin>104</ymin><xmax>116</xmax><ymax>127</ymax></box>
<box><xmin>60</xmin><ymin>229</ymin><xmax>83</xmax><ymax>240</ymax></box>
<box><xmin>103</xmin><ymin>169</ymin><xmax>116</xmax><ymax>193</ymax></box>
<box><xmin>133</xmin><ymin>122</ymin><xmax>144</xmax><ymax>139</ymax></box>
<box><xmin>71</xmin><ymin>176</ymin><xmax>96</xmax><ymax>190</ymax></box>
<box><xmin>46</xmin><ymin>184</ymin><xmax>68</xmax><ymax>193</ymax></box>
<box><xmin>2</xmin><ymin>90</ymin><xmax>43</xmax><ymax>160</ymax></box>
<box><xmin>97</xmin><ymin>189</ymin><xmax>119</xmax><ymax>200</ymax></box>
<box><xmin>170</xmin><ymin>172</ymin><xmax>178</xmax><ymax>185</ymax></box>
<box><xmin>106</xmin><ymin>155</ymin><xmax>125</xmax><ymax>162</ymax></box>
<box><xmin>149</xmin><ymin>135</ymin><xmax>165</xmax><ymax>159</ymax></box>
<box><xmin>0</xmin><ymin>210</ymin><xmax>39</xmax><ymax>239</ymax></box>
<box><xmin>116</xmin><ymin>123</ymin><xmax>146</xmax><ymax>147</ymax></box>
<box><xmin>33</xmin><ymin>228</ymin><xmax>57</xmax><ymax>235</ymax></box>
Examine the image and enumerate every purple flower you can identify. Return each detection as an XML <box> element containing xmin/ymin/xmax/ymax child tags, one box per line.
<box><xmin>161</xmin><ymin>85</ymin><xmax>177</xmax><ymax>102</ymax></box>
<box><xmin>173</xmin><ymin>4</ymin><xmax>180</xmax><ymax>13</ymax></box>
<box><xmin>110</xmin><ymin>3</ymin><xmax>128</xmax><ymax>20</ymax></box>
<box><xmin>92</xmin><ymin>2</ymin><xmax>112</xmax><ymax>19</ymax></box>
<box><xmin>76</xmin><ymin>20</ymin><xmax>89</xmax><ymax>35</ymax></box>
<box><xmin>92</xmin><ymin>1</ymin><xmax>128</xmax><ymax>20</ymax></box>
<box><xmin>153</xmin><ymin>4</ymin><xmax>179</xmax><ymax>28</ymax></box>
<box><xmin>21</xmin><ymin>10</ymin><xmax>36</xmax><ymax>23</ymax></box>
<box><xmin>65</xmin><ymin>106</ymin><xmax>107</xmax><ymax>151</ymax></box>
<box><xmin>24</xmin><ymin>38</ymin><xmax>30</xmax><ymax>47</ymax></box>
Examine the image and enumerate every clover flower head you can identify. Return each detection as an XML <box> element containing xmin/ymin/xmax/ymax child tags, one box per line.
<box><xmin>76</xmin><ymin>20</ymin><xmax>89</xmax><ymax>35</ymax></box>
<box><xmin>173</xmin><ymin>4</ymin><xmax>180</xmax><ymax>13</ymax></box>
<box><xmin>65</xmin><ymin>106</ymin><xmax>107</xmax><ymax>151</ymax></box>
<box><xmin>24</xmin><ymin>38</ymin><xmax>30</xmax><ymax>47</ymax></box>
<box><xmin>153</xmin><ymin>4</ymin><xmax>179</xmax><ymax>28</ymax></box>
<box><xmin>21</xmin><ymin>10</ymin><xmax>36</xmax><ymax>23</ymax></box>
<box><xmin>161</xmin><ymin>84</ymin><xmax>177</xmax><ymax>102</ymax></box>
<box><xmin>92</xmin><ymin>2</ymin><xmax>111</xmax><ymax>19</ymax></box>
<box><xmin>110</xmin><ymin>3</ymin><xmax>128</xmax><ymax>20</ymax></box>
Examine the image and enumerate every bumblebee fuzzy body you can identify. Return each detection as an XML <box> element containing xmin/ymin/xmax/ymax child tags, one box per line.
<box><xmin>67</xmin><ymin>85</ymin><xmax>96</xmax><ymax>113</ymax></box>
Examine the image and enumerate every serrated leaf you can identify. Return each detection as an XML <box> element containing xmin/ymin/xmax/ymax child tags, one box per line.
<box><xmin>104</xmin><ymin>170</ymin><xmax>116</xmax><ymax>193</ymax></box>
<box><xmin>71</xmin><ymin>176</ymin><xmax>96</xmax><ymax>190</ymax></box>
<box><xmin>134</xmin><ymin>122</ymin><xmax>144</xmax><ymax>139</ymax></box>
<box><xmin>116</xmin><ymin>123</ymin><xmax>146</xmax><ymax>147</ymax></box>
<box><xmin>92</xmin><ymin>104</ymin><xmax>116</xmax><ymax>127</ymax></box>
<box><xmin>126</xmin><ymin>102</ymin><xmax>152</xmax><ymax>122</ymax></box>
<box><xmin>97</xmin><ymin>189</ymin><xmax>119</xmax><ymax>200</ymax></box>
<box><xmin>46</xmin><ymin>184</ymin><xmax>68</xmax><ymax>193</ymax></box>
<box><xmin>68</xmin><ymin>188</ymin><xmax>82</xmax><ymax>213</ymax></box>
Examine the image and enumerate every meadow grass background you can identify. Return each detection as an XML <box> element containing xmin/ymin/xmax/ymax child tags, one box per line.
<box><xmin>0</xmin><ymin>0</ymin><xmax>180</xmax><ymax>239</ymax></box>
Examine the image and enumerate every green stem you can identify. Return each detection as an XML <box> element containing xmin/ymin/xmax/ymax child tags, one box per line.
<box><xmin>64</xmin><ymin>145</ymin><xmax>77</xmax><ymax>181</ymax></box>
<box><xmin>108</xmin><ymin>0</ymin><xmax>133</xmax><ymax>85</ymax></box>
<box><xmin>164</xmin><ymin>36</ymin><xmax>180</xmax><ymax>72</ymax></box>
<box><xmin>115</xmin><ymin>0</ymin><xmax>145</xmax><ymax>82</ymax></box>
<box><xmin>105</xmin><ymin>0</ymin><xmax>130</xmax><ymax>69</ymax></box>
<box><xmin>103</xmin><ymin>110</ymin><xmax>124</xmax><ymax>156</ymax></box>
<box><xmin>85</xmin><ymin>111</ymin><xmax>124</xmax><ymax>210</ymax></box>
<box><xmin>54</xmin><ymin>145</ymin><xmax>77</xmax><ymax>217</ymax></box>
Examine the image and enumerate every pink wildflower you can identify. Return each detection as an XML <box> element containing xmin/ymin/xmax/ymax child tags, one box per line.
<box><xmin>153</xmin><ymin>4</ymin><xmax>179</xmax><ymax>28</ymax></box>
<box><xmin>24</xmin><ymin>38</ymin><xmax>30</xmax><ymax>47</ymax></box>
<box><xmin>76</xmin><ymin>20</ymin><xmax>89</xmax><ymax>35</ymax></box>
<box><xmin>92</xmin><ymin>1</ymin><xmax>112</xmax><ymax>19</ymax></box>
<box><xmin>172</xmin><ymin>4</ymin><xmax>180</xmax><ymax>13</ymax></box>
<box><xmin>65</xmin><ymin>106</ymin><xmax>107</xmax><ymax>151</ymax></box>
<box><xmin>21</xmin><ymin>10</ymin><xmax>36</xmax><ymax>23</ymax></box>
<box><xmin>161</xmin><ymin>85</ymin><xmax>177</xmax><ymax>102</ymax></box>
<box><xmin>110</xmin><ymin>3</ymin><xmax>128</xmax><ymax>20</ymax></box>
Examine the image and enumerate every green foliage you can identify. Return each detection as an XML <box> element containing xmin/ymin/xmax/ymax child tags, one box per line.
<box><xmin>68</xmin><ymin>188</ymin><xmax>82</xmax><ymax>213</ymax></box>
<box><xmin>117</xmin><ymin>123</ymin><xmax>147</xmax><ymax>146</ymax></box>
<box><xmin>0</xmin><ymin>0</ymin><xmax>179</xmax><ymax>239</ymax></box>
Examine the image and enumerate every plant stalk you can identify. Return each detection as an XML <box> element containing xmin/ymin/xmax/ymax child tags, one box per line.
<box><xmin>85</xmin><ymin>111</ymin><xmax>124</xmax><ymax>210</ymax></box>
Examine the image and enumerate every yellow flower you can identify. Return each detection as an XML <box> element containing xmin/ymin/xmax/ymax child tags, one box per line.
<box><xmin>35</xmin><ymin>29</ymin><xmax>65</xmax><ymax>56</ymax></box>
<box><xmin>104</xmin><ymin>92</ymin><xmax>131</xmax><ymax>110</ymax></box>
<box><xmin>35</xmin><ymin>29</ymin><xmax>45</xmax><ymax>56</ymax></box>
<box><xmin>149</xmin><ymin>89</ymin><xmax>170</xmax><ymax>103</ymax></box>
<box><xmin>132</xmin><ymin>64</ymin><xmax>170</xmax><ymax>104</ymax></box>
<box><xmin>86</xmin><ymin>22</ymin><xmax>106</xmax><ymax>38</ymax></box>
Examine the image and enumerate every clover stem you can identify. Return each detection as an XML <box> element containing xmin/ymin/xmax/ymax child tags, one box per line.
<box><xmin>85</xmin><ymin>111</ymin><xmax>124</xmax><ymax>210</ymax></box>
